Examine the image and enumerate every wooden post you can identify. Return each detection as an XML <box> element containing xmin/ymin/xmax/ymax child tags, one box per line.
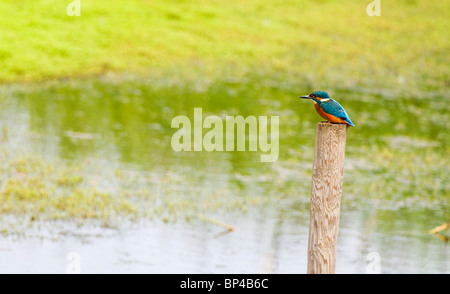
<box><xmin>307</xmin><ymin>122</ymin><xmax>348</xmax><ymax>274</ymax></box>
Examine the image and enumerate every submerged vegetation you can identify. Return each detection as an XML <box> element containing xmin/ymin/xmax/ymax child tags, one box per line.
<box><xmin>0</xmin><ymin>153</ymin><xmax>136</xmax><ymax>221</ymax></box>
<box><xmin>0</xmin><ymin>76</ymin><xmax>448</xmax><ymax>229</ymax></box>
<box><xmin>0</xmin><ymin>147</ymin><xmax>277</xmax><ymax>233</ymax></box>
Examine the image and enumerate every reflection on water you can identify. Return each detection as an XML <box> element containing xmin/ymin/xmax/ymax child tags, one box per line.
<box><xmin>0</xmin><ymin>77</ymin><xmax>448</xmax><ymax>273</ymax></box>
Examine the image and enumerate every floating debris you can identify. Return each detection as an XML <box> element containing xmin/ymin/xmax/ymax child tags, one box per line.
<box><xmin>429</xmin><ymin>223</ymin><xmax>449</xmax><ymax>234</ymax></box>
<box><xmin>198</xmin><ymin>214</ymin><xmax>235</xmax><ymax>232</ymax></box>
<box><xmin>429</xmin><ymin>223</ymin><xmax>449</xmax><ymax>243</ymax></box>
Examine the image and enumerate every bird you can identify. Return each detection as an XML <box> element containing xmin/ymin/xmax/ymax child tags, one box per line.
<box><xmin>299</xmin><ymin>91</ymin><xmax>354</xmax><ymax>127</ymax></box>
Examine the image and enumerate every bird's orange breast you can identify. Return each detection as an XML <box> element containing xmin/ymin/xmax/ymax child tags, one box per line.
<box><xmin>314</xmin><ymin>103</ymin><xmax>350</xmax><ymax>125</ymax></box>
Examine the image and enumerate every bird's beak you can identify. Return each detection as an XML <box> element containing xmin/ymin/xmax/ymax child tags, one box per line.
<box><xmin>299</xmin><ymin>95</ymin><xmax>312</xmax><ymax>99</ymax></box>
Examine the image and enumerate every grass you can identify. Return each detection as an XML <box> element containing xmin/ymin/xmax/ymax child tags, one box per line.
<box><xmin>0</xmin><ymin>0</ymin><xmax>448</xmax><ymax>96</ymax></box>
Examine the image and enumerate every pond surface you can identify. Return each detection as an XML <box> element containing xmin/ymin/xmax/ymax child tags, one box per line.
<box><xmin>0</xmin><ymin>76</ymin><xmax>448</xmax><ymax>273</ymax></box>
<box><xmin>0</xmin><ymin>207</ymin><xmax>448</xmax><ymax>274</ymax></box>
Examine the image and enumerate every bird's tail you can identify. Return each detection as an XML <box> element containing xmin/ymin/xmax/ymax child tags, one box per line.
<box><xmin>346</xmin><ymin>118</ymin><xmax>355</xmax><ymax>127</ymax></box>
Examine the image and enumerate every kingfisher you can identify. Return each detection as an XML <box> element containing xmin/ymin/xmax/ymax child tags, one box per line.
<box><xmin>299</xmin><ymin>91</ymin><xmax>354</xmax><ymax>127</ymax></box>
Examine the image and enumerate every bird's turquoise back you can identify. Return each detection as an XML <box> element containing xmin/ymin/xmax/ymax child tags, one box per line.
<box><xmin>320</xmin><ymin>99</ymin><xmax>354</xmax><ymax>126</ymax></box>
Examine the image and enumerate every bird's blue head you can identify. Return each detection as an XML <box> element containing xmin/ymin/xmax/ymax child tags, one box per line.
<box><xmin>310</xmin><ymin>91</ymin><xmax>330</xmax><ymax>98</ymax></box>
<box><xmin>299</xmin><ymin>91</ymin><xmax>330</xmax><ymax>103</ymax></box>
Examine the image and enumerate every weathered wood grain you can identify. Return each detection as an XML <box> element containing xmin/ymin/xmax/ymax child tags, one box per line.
<box><xmin>307</xmin><ymin>122</ymin><xmax>348</xmax><ymax>274</ymax></box>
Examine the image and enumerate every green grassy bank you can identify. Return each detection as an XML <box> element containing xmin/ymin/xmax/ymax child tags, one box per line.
<box><xmin>0</xmin><ymin>0</ymin><xmax>448</xmax><ymax>96</ymax></box>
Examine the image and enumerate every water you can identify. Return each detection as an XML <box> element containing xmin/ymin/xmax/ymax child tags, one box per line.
<box><xmin>0</xmin><ymin>76</ymin><xmax>448</xmax><ymax>273</ymax></box>
<box><xmin>1</xmin><ymin>207</ymin><xmax>448</xmax><ymax>274</ymax></box>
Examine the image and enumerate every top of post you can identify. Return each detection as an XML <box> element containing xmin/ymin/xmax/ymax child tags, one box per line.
<box><xmin>317</xmin><ymin>122</ymin><xmax>349</xmax><ymax>129</ymax></box>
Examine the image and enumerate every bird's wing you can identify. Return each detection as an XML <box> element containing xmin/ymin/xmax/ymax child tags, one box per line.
<box><xmin>320</xmin><ymin>99</ymin><xmax>349</xmax><ymax>119</ymax></box>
